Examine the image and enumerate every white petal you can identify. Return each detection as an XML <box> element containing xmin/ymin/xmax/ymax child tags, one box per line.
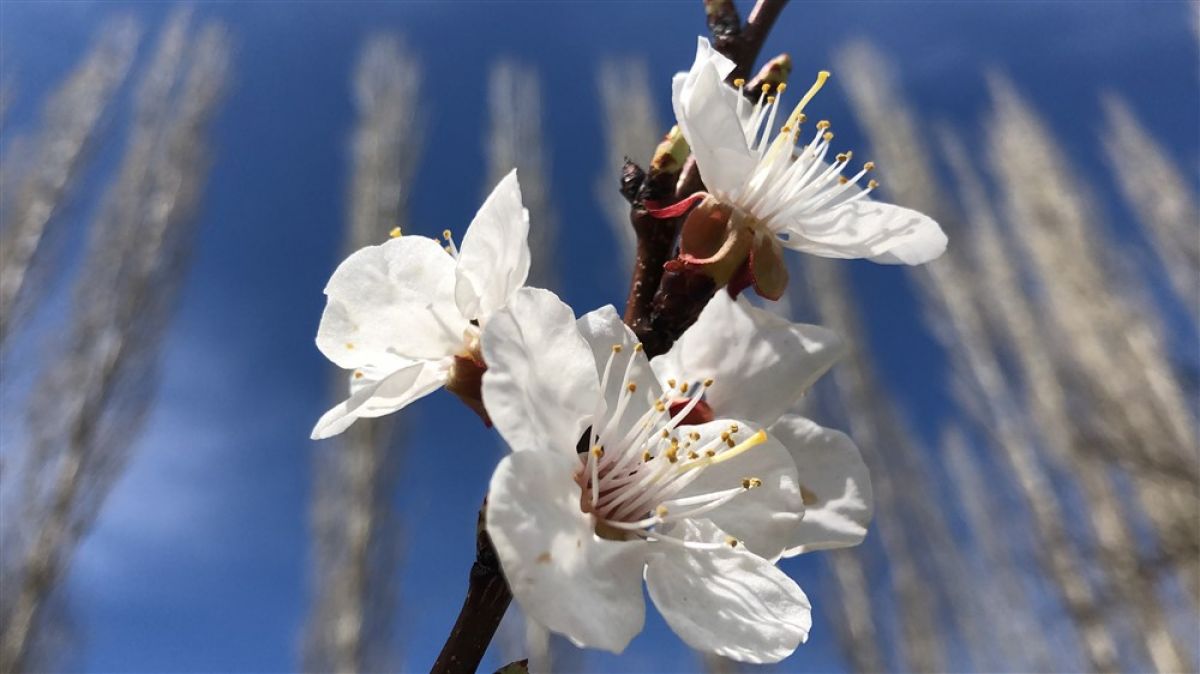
<box><xmin>772</xmin><ymin>416</ymin><xmax>873</xmax><ymax>555</ymax></box>
<box><xmin>652</xmin><ymin>293</ymin><xmax>844</xmax><ymax>429</ymax></box>
<box><xmin>575</xmin><ymin>305</ymin><xmax>663</xmax><ymax>444</ymax></box>
<box><xmin>317</xmin><ymin>236</ymin><xmax>468</xmax><ymax>368</ymax></box>
<box><xmin>311</xmin><ymin>360</ymin><xmax>440</xmax><ymax>440</ymax></box>
<box><xmin>645</xmin><ymin>519</ymin><xmax>811</xmax><ymax>664</ymax></box>
<box><xmin>481</xmin><ymin>288</ymin><xmax>600</xmax><ymax>456</ymax></box>
<box><xmin>454</xmin><ymin>169</ymin><xmax>532</xmax><ymax>321</ymax></box>
<box><xmin>779</xmin><ymin>200</ymin><xmax>947</xmax><ymax>265</ymax></box>
<box><xmin>668</xmin><ymin>420</ymin><xmax>803</xmax><ymax>561</ymax></box>
<box><xmin>487</xmin><ymin>450</ymin><xmax>648</xmax><ymax>654</ymax></box>
<box><xmin>672</xmin><ymin>38</ymin><xmax>756</xmax><ymax>199</ymax></box>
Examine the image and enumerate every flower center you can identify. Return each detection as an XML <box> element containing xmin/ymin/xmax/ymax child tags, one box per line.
<box><xmin>445</xmin><ymin>328</ymin><xmax>488</xmax><ymax>424</ymax></box>
<box><xmin>575</xmin><ymin>344</ymin><xmax>766</xmax><ymax>549</ymax></box>
<box><xmin>729</xmin><ymin>73</ymin><xmax>880</xmax><ymax>231</ymax></box>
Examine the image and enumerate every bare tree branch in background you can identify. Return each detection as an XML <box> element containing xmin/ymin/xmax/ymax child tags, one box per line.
<box><xmin>304</xmin><ymin>34</ymin><xmax>421</xmax><ymax>674</ymax></box>
<box><xmin>986</xmin><ymin>75</ymin><xmax>1200</xmax><ymax>615</ymax></box>
<box><xmin>0</xmin><ymin>14</ymin><xmax>230</xmax><ymax>672</ymax></box>
<box><xmin>0</xmin><ymin>17</ymin><xmax>139</xmax><ymax>347</ymax></box>
<box><xmin>595</xmin><ymin>59</ymin><xmax>660</xmax><ymax>270</ymax></box>
<box><xmin>486</xmin><ymin>60</ymin><xmax>556</xmax><ymax>290</ymax></box>
<box><xmin>1099</xmin><ymin>94</ymin><xmax>1200</xmax><ymax>322</ymax></box>
<box><xmin>0</xmin><ymin>81</ymin><xmax>13</xmax><ymax>133</ymax></box>
<box><xmin>838</xmin><ymin>41</ymin><xmax>1199</xmax><ymax>673</ymax></box>
<box><xmin>836</xmin><ymin>41</ymin><xmax>1121</xmax><ymax>670</ymax></box>
<box><xmin>940</xmin><ymin>426</ymin><xmax>1056</xmax><ymax>674</ymax></box>
<box><xmin>804</xmin><ymin>258</ymin><xmax>945</xmax><ymax>674</ymax></box>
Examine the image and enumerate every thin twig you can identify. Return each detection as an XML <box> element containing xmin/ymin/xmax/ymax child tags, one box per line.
<box><xmin>623</xmin><ymin>0</ymin><xmax>789</xmax><ymax>357</ymax></box>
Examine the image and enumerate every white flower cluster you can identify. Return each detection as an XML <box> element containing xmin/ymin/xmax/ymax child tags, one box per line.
<box><xmin>312</xmin><ymin>38</ymin><xmax>944</xmax><ymax>664</ymax></box>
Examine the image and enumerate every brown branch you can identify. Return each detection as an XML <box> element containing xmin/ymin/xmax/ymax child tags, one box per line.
<box><xmin>431</xmin><ymin>2</ymin><xmax>790</xmax><ymax>670</ymax></box>
<box><xmin>431</xmin><ymin>513</ymin><xmax>512</xmax><ymax>674</ymax></box>
<box><xmin>622</xmin><ymin>0</ymin><xmax>790</xmax><ymax>358</ymax></box>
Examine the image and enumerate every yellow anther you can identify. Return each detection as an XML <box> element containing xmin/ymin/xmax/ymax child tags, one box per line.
<box><xmin>345</xmin><ymin>342</ymin><xmax>355</xmax><ymax>350</ymax></box>
<box><xmin>776</xmin><ymin>82</ymin><xmax>788</xmax><ymax>93</ymax></box>
<box><xmin>627</xmin><ymin>382</ymin><xmax>637</xmax><ymax>393</ymax></box>
<box><xmin>729</xmin><ymin>423</ymin><xmax>739</xmax><ymax>433</ymax></box>
<box><xmin>591</xmin><ymin>445</ymin><xmax>604</xmax><ymax>458</ymax></box>
<box><xmin>725</xmin><ymin>536</ymin><xmax>739</xmax><ymax>548</ymax></box>
<box><xmin>868</xmin><ymin>179</ymin><xmax>879</xmax><ymax>189</ymax></box>
<box><xmin>864</xmin><ymin>161</ymin><xmax>876</xmax><ymax>172</ymax></box>
<box><xmin>732</xmin><ymin>77</ymin><xmax>746</xmax><ymax>88</ymax></box>
<box><xmin>797</xmin><ymin>113</ymin><xmax>807</xmax><ymax>124</ymax></box>
<box><xmin>720</xmin><ymin>431</ymin><xmax>731</xmax><ymax>442</ymax></box>
<box><xmin>680</xmin><ymin>382</ymin><xmax>690</xmax><ymax>394</ymax></box>
<box><xmin>687</xmin><ymin>450</ymin><xmax>699</xmax><ymax>460</ymax></box>
<box><xmin>780</xmin><ymin>125</ymin><xmax>792</xmax><ymax>134</ymax></box>
<box><xmin>442</xmin><ymin>229</ymin><xmax>453</xmax><ymax>240</ymax></box>
<box><xmin>389</xmin><ymin>227</ymin><xmax>402</xmax><ymax>238</ymax></box>
<box><xmin>703</xmin><ymin>378</ymin><xmax>714</xmax><ymax>387</ymax></box>
<box><xmin>760</xmin><ymin>82</ymin><xmax>771</xmax><ymax>93</ymax></box>
<box><xmin>666</xmin><ymin>446</ymin><xmax>679</xmax><ymax>463</ymax></box>
<box><xmin>838</xmin><ymin>176</ymin><xmax>849</xmax><ymax>185</ymax></box>
<box><xmin>680</xmin><ymin>430</ymin><xmax>768</xmax><ymax>473</ymax></box>
<box><xmin>655</xmin><ymin>400</ymin><xmax>666</xmax><ymax>412</ymax></box>
<box><xmin>742</xmin><ymin>477</ymin><xmax>763</xmax><ymax>489</ymax></box>
<box><xmin>661</xmin><ymin>429</ymin><xmax>670</xmax><ymax>438</ymax></box>
<box><xmin>667</xmin><ymin>378</ymin><xmax>677</xmax><ymax>389</ymax></box>
<box><xmin>689</xmin><ymin>431</ymin><xmax>701</xmax><ymax>441</ymax></box>
<box><xmin>656</xmin><ymin>505</ymin><xmax>669</xmax><ymax>517</ymax></box>
<box><xmin>816</xmin><ymin>119</ymin><xmax>831</xmax><ymax>130</ymax></box>
<box><xmin>633</xmin><ymin>343</ymin><xmax>644</xmax><ymax>352</ymax></box>
<box><xmin>612</xmin><ymin>344</ymin><xmax>623</xmax><ymax>353</ymax></box>
<box><xmin>766</xmin><ymin>96</ymin><xmax>775</xmax><ymax>104</ymax></box>
<box><xmin>823</xmin><ymin>131</ymin><xmax>834</xmax><ymax>141</ymax></box>
<box><xmin>643</xmin><ymin>450</ymin><xmax>654</xmax><ymax>462</ymax></box>
<box><xmin>836</xmin><ymin>152</ymin><xmax>848</xmax><ymax>163</ymax></box>
<box><xmin>353</xmin><ymin>371</ymin><xmax>364</xmax><ymax>379</ymax></box>
<box><xmin>726</xmin><ymin>437</ymin><xmax>737</xmax><ymax>448</ymax></box>
<box><xmin>706</xmin><ymin>449</ymin><xmax>716</xmax><ymax>457</ymax></box>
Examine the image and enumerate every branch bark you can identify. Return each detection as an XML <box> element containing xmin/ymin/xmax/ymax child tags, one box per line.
<box><xmin>624</xmin><ymin>0</ymin><xmax>789</xmax><ymax>358</ymax></box>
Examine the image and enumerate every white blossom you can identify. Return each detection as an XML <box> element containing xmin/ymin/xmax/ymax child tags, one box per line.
<box><xmin>651</xmin><ymin>293</ymin><xmax>873</xmax><ymax>554</ymax></box>
<box><xmin>670</xmin><ymin>37</ymin><xmax>946</xmax><ymax>297</ymax></box>
<box><xmin>482</xmin><ymin>288</ymin><xmax>815</xmax><ymax>663</ymax></box>
<box><xmin>311</xmin><ymin>170</ymin><xmax>530</xmax><ymax>439</ymax></box>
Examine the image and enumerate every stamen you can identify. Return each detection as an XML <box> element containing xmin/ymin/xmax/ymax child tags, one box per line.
<box><xmin>783</xmin><ymin>70</ymin><xmax>830</xmax><ymax>130</ymax></box>
<box><xmin>443</xmin><ymin>229</ymin><xmax>460</xmax><ymax>258</ymax></box>
<box><xmin>388</xmin><ymin>227</ymin><xmax>402</xmax><ymax>238</ymax></box>
<box><xmin>680</xmin><ymin>430</ymin><xmax>768</xmax><ymax>472</ymax></box>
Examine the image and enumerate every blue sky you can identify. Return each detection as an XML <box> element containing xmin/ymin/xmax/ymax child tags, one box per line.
<box><xmin>1</xmin><ymin>1</ymin><xmax>1196</xmax><ymax>672</ymax></box>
